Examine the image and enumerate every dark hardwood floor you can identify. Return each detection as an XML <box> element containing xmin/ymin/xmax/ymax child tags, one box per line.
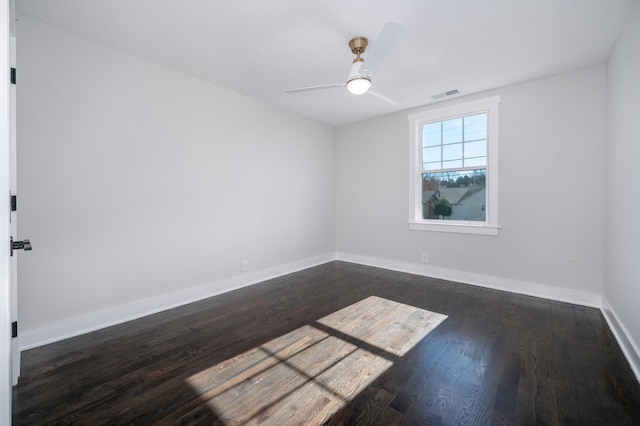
<box><xmin>12</xmin><ymin>261</ymin><xmax>640</xmax><ymax>425</ymax></box>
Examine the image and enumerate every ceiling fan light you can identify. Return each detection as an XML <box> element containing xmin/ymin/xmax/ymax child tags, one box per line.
<box><xmin>346</xmin><ymin>76</ymin><xmax>371</xmax><ymax>95</ymax></box>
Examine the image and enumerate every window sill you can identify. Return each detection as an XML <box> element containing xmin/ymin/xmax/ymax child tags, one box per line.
<box><xmin>408</xmin><ymin>221</ymin><xmax>500</xmax><ymax>236</ymax></box>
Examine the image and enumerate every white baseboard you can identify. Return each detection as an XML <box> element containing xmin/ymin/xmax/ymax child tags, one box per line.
<box><xmin>601</xmin><ymin>297</ymin><xmax>640</xmax><ymax>383</ymax></box>
<box><xmin>20</xmin><ymin>253</ymin><xmax>336</xmax><ymax>350</ymax></box>
<box><xmin>336</xmin><ymin>252</ymin><xmax>602</xmax><ymax>307</ymax></box>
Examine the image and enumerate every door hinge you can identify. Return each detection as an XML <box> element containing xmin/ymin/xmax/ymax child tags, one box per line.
<box><xmin>11</xmin><ymin>194</ymin><xmax>16</xmax><ymax>211</ymax></box>
<box><xmin>10</xmin><ymin>67</ymin><xmax>16</xmax><ymax>85</ymax></box>
<box><xmin>12</xmin><ymin>321</ymin><xmax>17</xmax><ymax>338</ymax></box>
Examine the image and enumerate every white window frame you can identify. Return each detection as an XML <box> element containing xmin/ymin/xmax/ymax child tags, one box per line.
<box><xmin>408</xmin><ymin>96</ymin><xmax>501</xmax><ymax>235</ymax></box>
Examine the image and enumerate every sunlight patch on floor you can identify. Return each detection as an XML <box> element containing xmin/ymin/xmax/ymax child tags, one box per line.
<box><xmin>186</xmin><ymin>296</ymin><xmax>447</xmax><ymax>424</ymax></box>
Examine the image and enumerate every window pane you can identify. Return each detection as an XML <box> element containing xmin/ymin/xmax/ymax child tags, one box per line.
<box><xmin>464</xmin><ymin>140</ymin><xmax>486</xmax><ymax>158</ymax></box>
<box><xmin>464</xmin><ymin>113</ymin><xmax>487</xmax><ymax>141</ymax></box>
<box><xmin>442</xmin><ymin>144</ymin><xmax>462</xmax><ymax>162</ymax></box>
<box><xmin>421</xmin><ymin>169</ymin><xmax>486</xmax><ymax>221</ymax></box>
<box><xmin>464</xmin><ymin>156</ymin><xmax>486</xmax><ymax>167</ymax></box>
<box><xmin>442</xmin><ymin>118</ymin><xmax>463</xmax><ymax>144</ymax></box>
<box><xmin>423</xmin><ymin>146</ymin><xmax>441</xmax><ymax>163</ymax></box>
<box><xmin>424</xmin><ymin>161</ymin><xmax>442</xmax><ymax>171</ymax></box>
<box><xmin>442</xmin><ymin>160</ymin><xmax>463</xmax><ymax>169</ymax></box>
<box><xmin>422</xmin><ymin>122</ymin><xmax>441</xmax><ymax>147</ymax></box>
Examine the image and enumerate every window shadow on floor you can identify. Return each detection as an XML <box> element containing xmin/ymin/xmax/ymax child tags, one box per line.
<box><xmin>182</xmin><ymin>295</ymin><xmax>446</xmax><ymax>424</ymax></box>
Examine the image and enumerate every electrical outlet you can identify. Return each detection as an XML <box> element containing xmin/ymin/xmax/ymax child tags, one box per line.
<box><xmin>421</xmin><ymin>253</ymin><xmax>429</xmax><ymax>263</ymax></box>
<box><xmin>241</xmin><ymin>260</ymin><xmax>249</xmax><ymax>272</ymax></box>
<box><xmin>567</xmin><ymin>250</ymin><xmax>577</xmax><ymax>263</ymax></box>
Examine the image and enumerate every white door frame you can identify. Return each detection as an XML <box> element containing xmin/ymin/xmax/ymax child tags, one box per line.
<box><xmin>1</xmin><ymin>0</ymin><xmax>14</xmax><ymax>422</ymax></box>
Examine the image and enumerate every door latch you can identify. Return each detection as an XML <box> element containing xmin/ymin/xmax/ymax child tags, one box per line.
<box><xmin>10</xmin><ymin>237</ymin><xmax>32</xmax><ymax>256</ymax></box>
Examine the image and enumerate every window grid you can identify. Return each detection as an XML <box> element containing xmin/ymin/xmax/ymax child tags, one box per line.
<box><xmin>420</xmin><ymin>113</ymin><xmax>487</xmax><ymax>172</ymax></box>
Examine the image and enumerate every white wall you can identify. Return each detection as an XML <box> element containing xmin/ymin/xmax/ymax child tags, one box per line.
<box><xmin>336</xmin><ymin>65</ymin><xmax>606</xmax><ymax>304</ymax></box>
<box><xmin>16</xmin><ymin>16</ymin><xmax>335</xmax><ymax>341</ymax></box>
<box><xmin>604</xmin><ymin>1</ymin><xmax>640</xmax><ymax>375</ymax></box>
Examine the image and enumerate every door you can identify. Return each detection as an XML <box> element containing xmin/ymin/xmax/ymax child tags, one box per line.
<box><xmin>8</xmin><ymin>1</ymin><xmax>28</xmax><ymax>386</ymax></box>
<box><xmin>9</xmin><ymin>30</ymin><xmax>20</xmax><ymax>385</ymax></box>
<box><xmin>2</xmin><ymin>0</ymin><xmax>14</xmax><ymax>420</ymax></box>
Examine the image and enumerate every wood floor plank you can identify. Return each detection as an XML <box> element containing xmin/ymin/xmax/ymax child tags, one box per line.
<box><xmin>12</xmin><ymin>261</ymin><xmax>640</xmax><ymax>425</ymax></box>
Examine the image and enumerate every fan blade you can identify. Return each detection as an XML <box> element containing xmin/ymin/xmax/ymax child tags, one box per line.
<box><xmin>361</xmin><ymin>22</ymin><xmax>406</xmax><ymax>78</ymax></box>
<box><xmin>367</xmin><ymin>90</ymin><xmax>399</xmax><ymax>105</ymax></box>
<box><xmin>284</xmin><ymin>83</ymin><xmax>344</xmax><ymax>94</ymax></box>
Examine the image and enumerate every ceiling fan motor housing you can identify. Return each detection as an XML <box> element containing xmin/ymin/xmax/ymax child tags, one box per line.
<box><xmin>349</xmin><ymin>36</ymin><xmax>368</xmax><ymax>62</ymax></box>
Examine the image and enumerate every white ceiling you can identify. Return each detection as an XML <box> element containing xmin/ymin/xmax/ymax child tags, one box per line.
<box><xmin>16</xmin><ymin>0</ymin><xmax>635</xmax><ymax>126</ymax></box>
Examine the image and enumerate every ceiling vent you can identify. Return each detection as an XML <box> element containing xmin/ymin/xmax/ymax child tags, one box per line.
<box><xmin>432</xmin><ymin>89</ymin><xmax>460</xmax><ymax>99</ymax></box>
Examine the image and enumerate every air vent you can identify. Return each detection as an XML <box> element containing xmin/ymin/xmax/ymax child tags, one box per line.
<box><xmin>432</xmin><ymin>89</ymin><xmax>460</xmax><ymax>100</ymax></box>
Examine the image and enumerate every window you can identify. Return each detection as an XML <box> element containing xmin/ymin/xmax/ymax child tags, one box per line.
<box><xmin>408</xmin><ymin>96</ymin><xmax>500</xmax><ymax>235</ymax></box>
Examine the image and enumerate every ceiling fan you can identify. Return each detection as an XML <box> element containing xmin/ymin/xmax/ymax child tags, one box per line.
<box><xmin>284</xmin><ymin>22</ymin><xmax>406</xmax><ymax>102</ymax></box>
